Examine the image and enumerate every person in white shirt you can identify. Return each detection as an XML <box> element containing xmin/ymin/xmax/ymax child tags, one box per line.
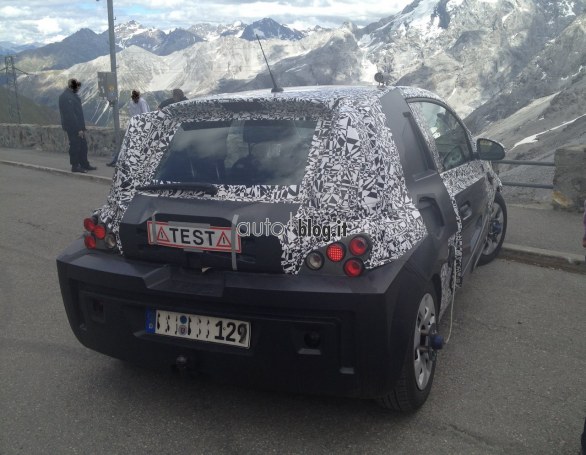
<box><xmin>128</xmin><ymin>90</ymin><xmax>149</xmax><ymax>117</ymax></box>
<box><xmin>107</xmin><ymin>90</ymin><xmax>151</xmax><ymax>167</ymax></box>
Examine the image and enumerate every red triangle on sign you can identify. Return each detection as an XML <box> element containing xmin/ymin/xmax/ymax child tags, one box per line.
<box><xmin>157</xmin><ymin>226</ymin><xmax>170</xmax><ymax>242</ymax></box>
<box><xmin>216</xmin><ymin>231</ymin><xmax>232</xmax><ymax>248</ymax></box>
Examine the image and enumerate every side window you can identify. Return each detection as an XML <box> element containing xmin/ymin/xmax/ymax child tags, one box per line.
<box><xmin>410</xmin><ymin>102</ymin><xmax>472</xmax><ymax>172</ymax></box>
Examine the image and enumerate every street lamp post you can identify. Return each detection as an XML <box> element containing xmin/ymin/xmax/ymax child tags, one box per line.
<box><xmin>105</xmin><ymin>0</ymin><xmax>121</xmax><ymax>158</ymax></box>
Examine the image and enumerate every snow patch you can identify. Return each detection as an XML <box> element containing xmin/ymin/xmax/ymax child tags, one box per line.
<box><xmin>502</xmin><ymin>11</ymin><xmax>514</xmax><ymax>24</ymax></box>
<box><xmin>511</xmin><ymin>113</ymin><xmax>586</xmax><ymax>150</ymax></box>
<box><xmin>447</xmin><ymin>0</ymin><xmax>465</xmax><ymax>11</ymax></box>
<box><xmin>571</xmin><ymin>65</ymin><xmax>583</xmax><ymax>78</ymax></box>
<box><xmin>559</xmin><ymin>0</ymin><xmax>576</xmax><ymax>17</ymax></box>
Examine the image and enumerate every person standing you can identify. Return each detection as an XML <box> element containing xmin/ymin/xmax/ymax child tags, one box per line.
<box><xmin>107</xmin><ymin>90</ymin><xmax>150</xmax><ymax>167</ymax></box>
<box><xmin>58</xmin><ymin>78</ymin><xmax>96</xmax><ymax>173</ymax></box>
<box><xmin>128</xmin><ymin>89</ymin><xmax>150</xmax><ymax>117</ymax></box>
<box><xmin>158</xmin><ymin>88</ymin><xmax>188</xmax><ymax>109</ymax></box>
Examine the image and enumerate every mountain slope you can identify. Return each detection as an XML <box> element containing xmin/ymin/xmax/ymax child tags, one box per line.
<box><xmin>0</xmin><ymin>41</ymin><xmax>42</xmax><ymax>56</ymax></box>
<box><xmin>240</xmin><ymin>18</ymin><xmax>304</xmax><ymax>41</ymax></box>
<box><xmin>0</xmin><ymin>86</ymin><xmax>60</xmax><ymax>125</ymax></box>
<box><xmin>11</xmin><ymin>1</ymin><xmax>586</xmax><ymax>168</ymax></box>
<box><xmin>361</xmin><ymin>0</ymin><xmax>586</xmax><ymax>119</ymax></box>
<box><xmin>111</xmin><ymin>21</ymin><xmax>204</xmax><ymax>55</ymax></box>
<box><xmin>17</xmin><ymin>30</ymin><xmax>342</xmax><ymax>127</ymax></box>
<box><xmin>14</xmin><ymin>29</ymin><xmax>111</xmax><ymax>71</ymax></box>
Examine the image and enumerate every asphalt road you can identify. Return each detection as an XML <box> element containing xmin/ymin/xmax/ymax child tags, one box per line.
<box><xmin>1</xmin><ymin>165</ymin><xmax>585</xmax><ymax>455</ymax></box>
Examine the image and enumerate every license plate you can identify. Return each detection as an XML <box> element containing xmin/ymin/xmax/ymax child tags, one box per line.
<box><xmin>147</xmin><ymin>221</ymin><xmax>241</xmax><ymax>253</ymax></box>
<box><xmin>145</xmin><ymin>309</ymin><xmax>250</xmax><ymax>348</ymax></box>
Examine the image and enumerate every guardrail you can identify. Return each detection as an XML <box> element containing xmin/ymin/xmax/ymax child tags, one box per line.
<box><xmin>495</xmin><ymin>159</ymin><xmax>555</xmax><ymax>189</ymax></box>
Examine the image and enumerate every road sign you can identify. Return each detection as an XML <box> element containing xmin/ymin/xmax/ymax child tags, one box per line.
<box><xmin>97</xmin><ymin>71</ymin><xmax>117</xmax><ymax>102</ymax></box>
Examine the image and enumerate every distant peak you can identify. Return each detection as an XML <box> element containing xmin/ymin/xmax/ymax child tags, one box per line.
<box><xmin>118</xmin><ymin>20</ymin><xmax>143</xmax><ymax>29</ymax></box>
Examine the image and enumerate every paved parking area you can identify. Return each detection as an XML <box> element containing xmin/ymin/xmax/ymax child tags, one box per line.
<box><xmin>1</xmin><ymin>164</ymin><xmax>585</xmax><ymax>454</ymax></box>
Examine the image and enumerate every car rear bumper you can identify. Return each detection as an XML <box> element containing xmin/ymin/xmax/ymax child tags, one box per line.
<box><xmin>57</xmin><ymin>239</ymin><xmax>415</xmax><ymax>399</ymax></box>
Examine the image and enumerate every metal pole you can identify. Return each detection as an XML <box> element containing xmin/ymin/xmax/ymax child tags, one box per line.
<box><xmin>5</xmin><ymin>56</ymin><xmax>22</xmax><ymax>124</ymax></box>
<box><xmin>107</xmin><ymin>0</ymin><xmax>121</xmax><ymax>156</ymax></box>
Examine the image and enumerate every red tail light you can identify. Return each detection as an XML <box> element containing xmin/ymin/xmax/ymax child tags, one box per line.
<box><xmin>349</xmin><ymin>236</ymin><xmax>369</xmax><ymax>256</ymax></box>
<box><xmin>84</xmin><ymin>234</ymin><xmax>96</xmax><ymax>249</ymax></box>
<box><xmin>344</xmin><ymin>258</ymin><xmax>364</xmax><ymax>277</ymax></box>
<box><xmin>326</xmin><ymin>243</ymin><xmax>345</xmax><ymax>262</ymax></box>
<box><xmin>93</xmin><ymin>225</ymin><xmax>106</xmax><ymax>239</ymax></box>
<box><xmin>83</xmin><ymin>218</ymin><xmax>96</xmax><ymax>232</ymax></box>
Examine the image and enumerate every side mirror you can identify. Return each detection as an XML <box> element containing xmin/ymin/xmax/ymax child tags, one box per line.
<box><xmin>477</xmin><ymin>138</ymin><xmax>505</xmax><ymax>161</ymax></box>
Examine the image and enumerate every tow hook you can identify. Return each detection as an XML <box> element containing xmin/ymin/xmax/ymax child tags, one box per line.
<box><xmin>173</xmin><ymin>355</ymin><xmax>198</xmax><ymax>379</ymax></box>
<box><xmin>175</xmin><ymin>355</ymin><xmax>188</xmax><ymax>370</ymax></box>
<box><xmin>421</xmin><ymin>325</ymin><xmax>444</xmax><ymax>361</ymax></box>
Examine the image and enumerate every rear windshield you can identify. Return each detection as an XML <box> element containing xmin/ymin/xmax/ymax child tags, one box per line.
<box><xmin>154</xmin><ymin>119</ymin><xmax>318</xmax><ymax>186</ymax></box>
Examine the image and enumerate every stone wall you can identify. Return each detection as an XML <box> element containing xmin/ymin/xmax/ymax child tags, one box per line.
<box><xmin>0</xmin><ymin>123</ymin><xmax>124</xmax><ymax>157</ymax></box>
<box><xmin>552</xmin><ymin>145</ymin><xmax>586</xmax><ymax>212</ymax></box>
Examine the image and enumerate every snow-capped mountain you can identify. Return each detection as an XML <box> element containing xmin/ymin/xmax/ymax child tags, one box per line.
<box><xmin>17</xmin><ymin>28</ymin><xmax>341</xmax><ymax>127</ymax></box>
<box><xmin>13</xmin><ymin>0</ymin><xmax>586</xmax><ymax>167</ymax></box>
<box><xmin>240</xmin><ymin>18</ymin><xmax>305</xmax><ymax>41</ymax></box>
<box><xmin>10</xmin><ymin>18</ymin><xmax>306</xmax><ymax>72</ymax></box>
<box><xmin>359</xmin><ymin>0</ymin><xmax>584</xmax><ymax>118</ymax></box>
<box><xmin>189</xmin><ymin>21</ymin><xmax>246</xmax><ymax>41</ymax></box>
<box><xmin>110</xmin><ymin>21</ymin><xmax>204</xmax><ymax>55</ymax></box>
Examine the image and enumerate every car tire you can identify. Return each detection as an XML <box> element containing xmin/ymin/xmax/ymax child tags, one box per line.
<box><xmin>376</xmin><ymin>281</ymin><xmax>439</xmax><ymax>412</ymax></box>
<box><xmin>478</xmin><ymin>191</ymin><xmax>507</xmax><ymax>266</ymax></box>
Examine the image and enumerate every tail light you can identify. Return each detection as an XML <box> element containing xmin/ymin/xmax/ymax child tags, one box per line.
<box><xmin>305</xmin><ymin>251</ymin><xmax>324</xmax><ymax>270</ymax></box>
<box><xmin>343</xmin><ymin>258</ymin><xmax>364</xmax><ymax>277</ymax></box>
<box><xmin>349</xmin><ymin>236</ymin><xmax>369</xmax><ymax>256</ymax></box>
<box><xmin>326</xmin><ymin>243</ymin><xmax>345</xmax><ymax>262</ymax></box>
<box><xmin>304</xmin><ymin>234</ymin><xmax>370</xmax><ymax>277</ymax></box>
<box><xmin>83</xmin><ymin>217</ymin><xmax>96</xmax><ymax>232</ymax></box>
<box><xmin>83</xmin><ymin>217</ymin><xmax>116</xmax><ymax>250</ymax></box>
<box><xmin>104</xmin><ymin>233</ymin><xmax>117</xmax><ymax>249</ymax></box>
<box><xmin>84</xmin><ymin>234</ymin><xmax>96</xmax><ymax>249</ymax></box>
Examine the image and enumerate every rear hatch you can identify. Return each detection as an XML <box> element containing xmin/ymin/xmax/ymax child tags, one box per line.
<box><xmin>118</xmin><ymin>117</ymin><xmax>319</xmax><ymax>273</ymax></box>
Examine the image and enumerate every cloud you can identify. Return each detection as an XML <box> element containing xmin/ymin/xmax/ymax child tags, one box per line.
<box><xmin>0</xmin><ymin>5</ymin><xmax>26</xmax><ymax>17</ymax></box>
<box><xmin>0</xmin><ymin>0</ymin><xmax>413</xmax><ymax>45</ymax></box>
<box><xmin>35</xmin><ymin>17</ymin><xmax>62</xmax><ymax>35</ymax></box>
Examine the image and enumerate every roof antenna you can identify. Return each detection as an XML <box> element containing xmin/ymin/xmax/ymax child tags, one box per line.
<box><xmin>256</xmin><ymin>34</ymin><xmax>283</xmax><ymax>93</ymax></box>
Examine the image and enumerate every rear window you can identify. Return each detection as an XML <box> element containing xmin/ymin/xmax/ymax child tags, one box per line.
<box><xmin>154</xmin><ymin>119</ymin><xmax>318</xmax><ymax>186</ymax></box>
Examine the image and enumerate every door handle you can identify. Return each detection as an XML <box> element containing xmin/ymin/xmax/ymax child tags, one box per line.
<box><xmin>459</xmin><ymin>202</ymin><xmax>472</xmax><ymax>221</ymax></box>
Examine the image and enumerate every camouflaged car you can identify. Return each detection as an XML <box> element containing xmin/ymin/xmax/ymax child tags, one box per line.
<box><xmin>57</xmin><ymin>84</ymin><xmax>507</xmax><ymax>411</ymax></box>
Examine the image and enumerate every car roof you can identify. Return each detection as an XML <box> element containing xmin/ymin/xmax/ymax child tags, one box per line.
<box><xmin>163</xmin><ymin>85</ymin><xmax>388</xmax><ymax>115</ymax></box>
<box><xmin>162</xmin><ymin>84</ymin><xmax>447</xmax><ymax>118</ymax></box>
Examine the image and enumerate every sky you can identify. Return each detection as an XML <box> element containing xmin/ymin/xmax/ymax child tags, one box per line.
<box><xmin>0</xmin><ymin>0</ymin><xmax>415</xmax><ymax>46</ymax></box>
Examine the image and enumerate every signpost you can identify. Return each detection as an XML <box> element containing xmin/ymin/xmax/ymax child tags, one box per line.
<box><xmin>97</xmin><ymin>0</ymin><xmax>121</xmax><ymax>160</ymax></box>
<box><xmin>97</xmin><ymin>72</ymin><xmax>117</xmax><ymax>102</ymax></box>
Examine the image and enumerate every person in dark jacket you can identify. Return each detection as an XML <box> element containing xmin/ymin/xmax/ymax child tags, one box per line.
<box><xmin>58</xmin><ymin>78</ymin><xmax>96</xmax><ymax>173</ymax></box>
<box><xmin>158</xmin><ymin>88</ymin><xmax>188</xmax><ymax>109</ymax></box>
